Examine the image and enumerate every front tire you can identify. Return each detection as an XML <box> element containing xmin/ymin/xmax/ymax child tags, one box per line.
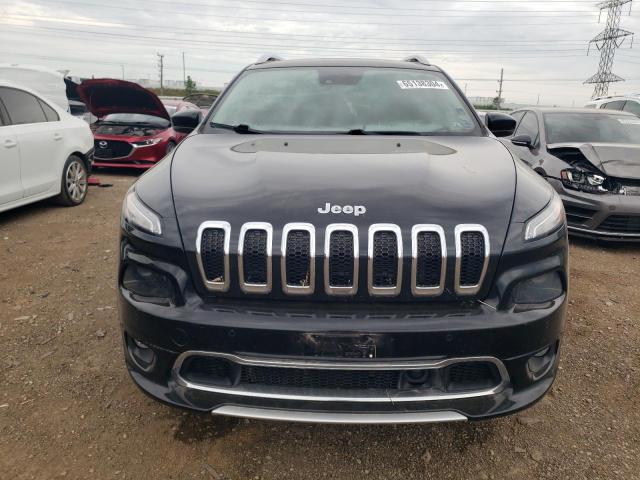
<box><xmin>55</xmin><ymin>155</ymin><xmax>88</xmax><ymax>206</ymax></box>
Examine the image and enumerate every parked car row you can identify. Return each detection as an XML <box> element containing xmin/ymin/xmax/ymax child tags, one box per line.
<box><xmin>77</xmin><ymin>79</ymin><xmax>202</xmax><ymax>169</ymax></box>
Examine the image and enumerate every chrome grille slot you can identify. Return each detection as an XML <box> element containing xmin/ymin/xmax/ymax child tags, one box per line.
<box><xmin>411</xmin><ymin>225</ymin><xmax>446</xmax><ymax>296</ymax></box>
<box><xmin>281</xmin><ymin>223</ymin><xmax>315</xmax><ymax>295</ymax></box>
<box><xmin>196</xmin><ymin>221</ymin><xmax>231</xmax><ymax>292</ymax></box>
<box><xmin>454</xmin><ymin>225</ymin><xmax>489</xmax><ymax>296</ymax></box>
<box><xmin>324</xmin><ymin>224</ymin><xmax>359</xmax><ymax>296</ymax></box>
<box><xmin>238</xmin><ymin>222</ymin><xmax>273</xmax><ymax>294</ymax></box>
<box><xmin>368</xmin><ymin>224</ymin><xmax>402</xmax><ymax>296</ymax></box>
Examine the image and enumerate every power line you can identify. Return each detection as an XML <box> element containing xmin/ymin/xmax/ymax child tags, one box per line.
<box><xmin>3</xmin><ymin>14</ymin><xmax>597</xmax><ymax>46</ymax></box>
<box><xmin>584</xmin><ymin>0</ymin><xmax>635</xmax><ymax>98</ymax></box>
<box><xmin>0</xmin><ymin>23</ymin><xmax>593</xmax><ymax>55</ymax></box>
<box><xmin>26</xmin><ymin>0</ymin><xmax>604</xmax><ymax>26</ymax></box>
<box><xmin>28</xmin><ymin>0</ymin><xmax>604</xmax><ymax>18</ymax></box>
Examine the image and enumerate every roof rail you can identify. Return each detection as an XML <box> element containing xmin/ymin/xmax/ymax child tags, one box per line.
<box><xmin>255</xmin><ymin>54</ymin><xmax>284</xmax><ymax>65</ymax></box>
<box><xmin>403</xmin><ymin>55</ymin><xmax>430</xmax><ymax>66</ymax></box>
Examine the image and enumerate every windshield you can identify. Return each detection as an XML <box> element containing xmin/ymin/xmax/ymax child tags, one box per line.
<box><xmin>544</xmin><ymin>113</ymin><xmax>640</xmax><ymax>144</ymax></box>
<box><xmin>101</xmin><ymin>113</ymin><xmax>169</xmax><ymax>128</ymax></box>
<box><xmin>208</xmin><ymin>67</ymin><xmax>478</xmax><ymax>135</ymax></box>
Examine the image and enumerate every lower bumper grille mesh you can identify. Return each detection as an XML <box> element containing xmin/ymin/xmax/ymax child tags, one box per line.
<box><xmin>597</xmin><ymin>215</ymin><xmax>640</xmax><ymax>234</ymax></box>
<box><xmin>178</xmin><ymin>356</ymin><xmax>503</xmax><ymax>395</ymax></box>
<box><xmin>241</xmin><ymin>365</ymin><xmax>401</xmax><ymax>390</ymax></box>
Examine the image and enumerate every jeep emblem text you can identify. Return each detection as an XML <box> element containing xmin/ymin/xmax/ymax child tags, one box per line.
<box><xmin>317</xmin><ymin>202</ymin><xmax>366</xmax><ymax>217</ymax></box>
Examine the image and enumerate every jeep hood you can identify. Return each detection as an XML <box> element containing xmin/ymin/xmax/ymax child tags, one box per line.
<box><xmin>77</xmin><ymin>79</ymin><xmax>169</xmax><ymax>120</ymax></box>
<box><xmin>171</xmin><ymin>135</ymin><xmax>517</xmax><ymax>263</ymax></box>
<box><xmin>548</xmin><ymin>142</ymin><xmax>640</xmax><ymax>180</ymax></box>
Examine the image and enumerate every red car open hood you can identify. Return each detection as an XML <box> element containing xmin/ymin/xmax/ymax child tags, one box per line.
<box><xmin>77</xmin><ymin>79</ymin><xmax>170</xmax><ymax>120</ymax></box>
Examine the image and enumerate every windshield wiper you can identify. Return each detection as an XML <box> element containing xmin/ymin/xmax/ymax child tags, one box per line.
<box><xmin>210</xmin><ymin>122</ymin><xmax>263</xmax><ymax>134</ymax></box>
<box><xmin>346</xmin><ymin>129</ymin><xmax>424</xmax><ymax>136</ymax></box>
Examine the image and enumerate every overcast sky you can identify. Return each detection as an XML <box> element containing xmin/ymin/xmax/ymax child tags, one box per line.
<box><xmin>1</xmin><ymin>0</ymin><xmax>639</xmax><ymax>106</ymax></box>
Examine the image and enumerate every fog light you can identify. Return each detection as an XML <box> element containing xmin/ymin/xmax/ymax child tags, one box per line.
<box><xmin>526</xmin><ymin>346</ymin><xmax>554</xmax><ymax>380</ymax></box>
<box><xmin>127</xmin><ymin>335</ymin><xmax>155</xmax><ymax>371</ymax></box>
<box><xmin>122</xmin><ymin>263</ymin><xmax>174</xmax><ymax>306</ymax></box>
<box><xmin>513</xmin><ymin>271</ymin><xmax>563</xmax><ymax>305</ymax></box>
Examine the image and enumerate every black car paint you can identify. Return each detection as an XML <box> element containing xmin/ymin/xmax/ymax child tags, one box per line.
<box><xmin>118</xmin><ymin>59</ymin><xmax>568</xmax><ymax>421</ymax></box>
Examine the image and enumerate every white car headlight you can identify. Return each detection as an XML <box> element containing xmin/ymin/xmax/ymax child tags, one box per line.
<box><xmin>122</xmin><ymin>189</ymin><xmax>162</xmax><ymax>235</ymax></box>
<box><xmin>524</xmin><ymin>192</ymin><xmax>565</xmax><ymax>241</ymax></box>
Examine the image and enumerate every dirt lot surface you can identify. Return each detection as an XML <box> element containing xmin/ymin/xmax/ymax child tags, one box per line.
<box><xmin>1</xmin><ymin>171</ymin><xmax>639</xmax><ymax>480</ymax></box>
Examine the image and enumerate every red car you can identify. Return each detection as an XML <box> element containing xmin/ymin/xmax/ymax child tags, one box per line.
<box><xmin>78</xmin><ymin>79</ymin><xmax>189</xmax><ymax>170</ymax></box>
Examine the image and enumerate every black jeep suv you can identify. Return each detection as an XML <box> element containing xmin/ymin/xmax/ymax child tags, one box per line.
<box><xmin>118</xmin><ymin>56</ymin><xmax>568</xmax><ymax>424</ymax></box>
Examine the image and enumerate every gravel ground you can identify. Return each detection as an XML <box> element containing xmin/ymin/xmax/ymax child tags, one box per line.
<box><xmin>0</xmin><ymin>172</ymin><xmax>638</xmax><ymax>480</ymax></box>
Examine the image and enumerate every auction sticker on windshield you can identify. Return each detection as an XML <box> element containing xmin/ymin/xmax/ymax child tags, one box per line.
<box><xmin>396</xmin><ymin>80</ymin><xmax>449</xmax><ymax>89</ymax></box>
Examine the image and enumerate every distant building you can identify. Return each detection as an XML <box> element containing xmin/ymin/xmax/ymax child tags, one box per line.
<box><xmin>467</xmin><ymin>96</ymin><xmax>507</xmax><ymax>107</ymax></box>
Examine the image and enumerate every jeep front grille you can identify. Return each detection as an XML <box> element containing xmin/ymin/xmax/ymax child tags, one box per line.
<box><xmin>196</xmin><ymin>222</ymin><xmax>490</xmax><ymax>298</ymax></box>
<box><xmin>411</xmin><ymin>225</ymin><xmax>446</xmax><ymax>296</ymax></box>
<box><xmin>196</xmin><ymin>221</ymin><xmax>231</xmax><ymax>292</ymax></box>
<box><xmin>368</xmin><ymin>224</ymin><xmax>402</xmax><ymax>296</ymax></box>
<box><xmin>238</xmin><ymin>223</ymin><xmax>273</xmax><ymax>294</ymax></box>
<box><xmin>281</xmin><ymin>223</ymin><xmax>315</xmax><ymax>295</ymax></box>
<box><xmin>324</xmin><ymin>224</ymin><xmax>359</xmax><ymax>296</ymax></box>
<box><xmin>454</xmin><ymin>225</ymin><xmax>490</xmax><ymax>296</ymax></box>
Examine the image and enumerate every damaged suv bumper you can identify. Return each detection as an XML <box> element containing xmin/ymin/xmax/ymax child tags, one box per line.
<box><xmin>119</xmin><ymin>287</ymin><xmax>565</xmax><ymax>423</ymax></box>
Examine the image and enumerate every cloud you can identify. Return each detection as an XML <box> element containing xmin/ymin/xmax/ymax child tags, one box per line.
<box><xmin>0</xmin><ymin>0</ymin><xmax>639</xmax><ymax>105</ymax></box>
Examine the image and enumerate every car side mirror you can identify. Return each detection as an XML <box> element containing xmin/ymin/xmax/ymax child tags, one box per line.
<box><xmin>511</xmin><ymin>134</ymin><xmax>534</xmax><ymax>149</ymax></box>
<box><xmin>484</xmin><ymin>112</ymin><xmax>516</xmax><ymax>137</ymax></box>
<box><xmin>172</xmin><ymin>109</ymin><xmax>203</xmax><ymax>134</ymax></box>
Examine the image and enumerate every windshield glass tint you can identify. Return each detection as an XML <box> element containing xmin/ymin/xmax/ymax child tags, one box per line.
<box><xmin>544</xmin><ymin>113</ymin><xmax>640</xmax><ymax>144</ymax></box>
<box><xmin>210</xmin><ymin>67</ymin><xmax>477</xmax><ymax>134</ymax></box>
<box><xmin>102</xmin><ymin>113</ymin><xmax>169</xmax><ymax>128</ymax></box>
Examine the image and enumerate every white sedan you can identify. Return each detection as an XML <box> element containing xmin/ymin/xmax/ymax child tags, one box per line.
<box><xmin>0</xmin><ymin>81</ymin><xmax>94</xmax><ymax>213</ymax></box>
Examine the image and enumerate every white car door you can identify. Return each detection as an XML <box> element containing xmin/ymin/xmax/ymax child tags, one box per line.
<box><xmin>0</xmin><ymin>87</ymin><xmax>65</xmax><ymax>197</ymax></box>
<box><xmin>0</xmin><ymin>101</ymin><xmax>22</xmax><ymax>206</ymax></box>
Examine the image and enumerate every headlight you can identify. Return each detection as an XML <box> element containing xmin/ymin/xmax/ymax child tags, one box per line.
<box><xmin>132</xmin><ymin>138</ymin><xmax>163</xmax><ymax>147</ymax></box>
<box><xmin>524</xmin><ymin>192</ymin><xmax>565</xmax><ymax>241</ymax></box>
<box><xmin>560</xmin><ymin>169</ymin><xmax>608</xmax><ymax>194</ymax></box>
<box><xmin>122</xmin><ymin>189</ymin><xmax>162</xmax><ymax>235</ymax></box>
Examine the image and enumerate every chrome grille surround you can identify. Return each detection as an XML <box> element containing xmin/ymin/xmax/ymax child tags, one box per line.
<box><xmin>238</xmin><ymin>222</ymin><xmax>273</xmax><ymax>294</ymax></box>
<box><xmin>411</xmin><ymin>224</ymin><xmax>446</xmax><ymax>297</ymax></box>
<box><xmin>367</xmin><ymin>224</ymin><xmax>403</xmax><ymax>297</ymax></box>
<box><xmin>281</xmin><ymin>223</ymin><xmax>316</xmax><ymax>295</ymax></box>
<box><xmin>196</xmin><ymin>221</ymin><xmax>231</xmax><ymax>292</ymax></box>
<box><xmin>454</xmin><ymin>224</ymin><xmax>490</xmax><ymax>296</ymax></box>
<box><xmin>324</xmin><ymin>224</ymin><xmax>359</xmax><ymax>296</ymax></box>
<box><xmin>195</xmin><ymin>222</ymin><xmax>491</xmax><ymax>298</ymax></box>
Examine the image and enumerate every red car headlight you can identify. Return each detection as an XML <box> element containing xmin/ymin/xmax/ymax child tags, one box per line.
<box><xmin>132</xmin><ymin>138</ymin><xmax>163</xmax><ymax>147</ymax></box>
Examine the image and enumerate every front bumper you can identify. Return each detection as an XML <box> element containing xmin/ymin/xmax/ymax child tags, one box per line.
<box><xmin>93</xmin><ymin>139</ymin><xmax>168</xmax><ymax>169</ymax></box>
<box><xmin>119</xmin><ymin>285</ymin><xmax>565</xmax><ymax>422</ymax></box>
<box><xmin>549</xmin><ymin>178</ymin><xmax>640</xmax><ymax>241</ymax></box>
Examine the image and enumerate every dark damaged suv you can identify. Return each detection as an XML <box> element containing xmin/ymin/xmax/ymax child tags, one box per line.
<box><xmin>118</xmin><ymin>56</ymin><xmax>568</xmax><ymax>424</ymax></box>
